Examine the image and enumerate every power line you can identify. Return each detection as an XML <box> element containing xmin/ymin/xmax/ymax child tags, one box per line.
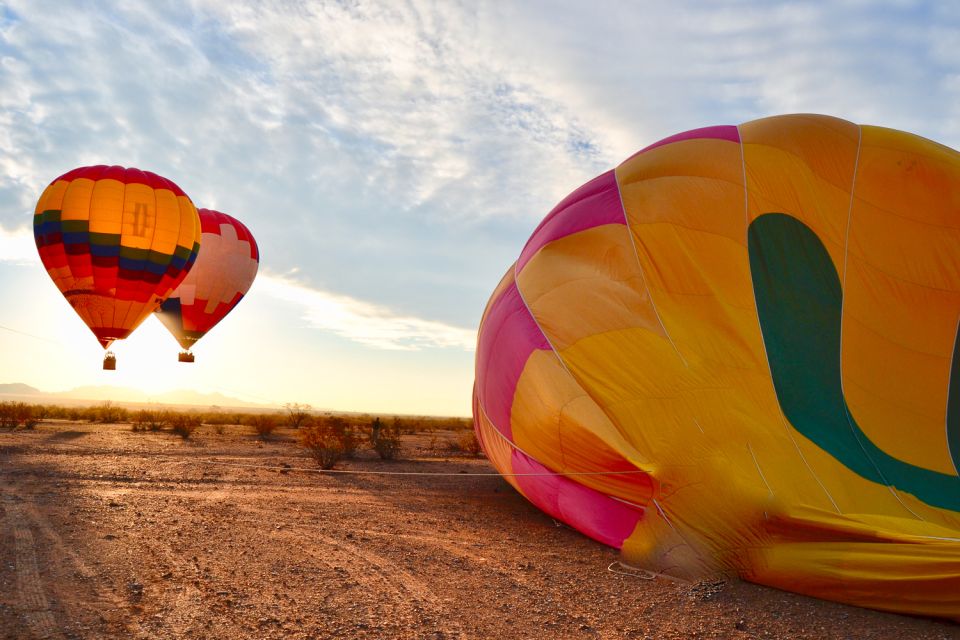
<box><xmin>0</xmin><ymin>323</ymin><xmax>59</xmax><ymax>344</ymax></box>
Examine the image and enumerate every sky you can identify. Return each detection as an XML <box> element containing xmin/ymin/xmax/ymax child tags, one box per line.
<box><xmin>1</xmin><ymin>0</ymin><xmax>959</xmax><ymax>416</ymax></box>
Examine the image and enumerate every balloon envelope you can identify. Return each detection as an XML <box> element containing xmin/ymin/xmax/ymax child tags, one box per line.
<box><xmin>155</xmin><ymin>208</ymin><xmax>259</xmax><ymax>351</ymax></box>
<box><xmin>34</xmin><ymin>165</ymin><xmax>201</xmax><ymax>349</ymax></box>
<box><xmin>473</xmin><ymin>114</ymin><xmax>960</xmax><ymax>619</ymax></box>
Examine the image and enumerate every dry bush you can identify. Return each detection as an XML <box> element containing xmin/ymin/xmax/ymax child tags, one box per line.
<box><xmin>0</xmin><ymin>402</ymin><xmax>37</xmax><ymax>430</ymax></box>
<box><xmin>16</xmin><ymin>403</ymin><xmax>37</xmax><ymax>430</ymax></box>
<box><xmin>371</xmin><ymin>417</ymin><xmax>402</xmax><ymax>460</ymax></box>
<box><xmin>300</xmin><ymin>421</ymin><xmax>345</xmax><ymax>469</ymax></box>
<box><xmin>285</xmin><ymin>403</ymin><xmax>313</xmax><ymax>429</ymax></box>
<box><xmin>325</xmin><ymin>416</ymin><xmax>358</xmax><ymax>457</ymax></box>
<box><xmin>451</xmin><ymin>430</ymin><xmax>482</xmax><ymax>457</ymax></box>
<box><xmin>94</xmin><ymin>401</ymin><xmax>127</xmax><ymax>423</ymax></box>
<box><xmin>168</xmin><ymin>411</ymin><xmax>201</xmax><ymax>439</ymax></box>
<box><xmin>0</xmin><ymin>402</ymin><xmax>18</xmax><ymax>429</ymax></box>
<box><xmin>131</xmin><ymin>409</ymin><xmax>168</xmax><ymax>432</ymax></box>
<box><xmin>248</xmin><ymin>413</ymin><xmax>279</xmax><ymax>439</ymax></box>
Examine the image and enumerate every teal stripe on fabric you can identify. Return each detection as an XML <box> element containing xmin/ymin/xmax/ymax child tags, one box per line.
<box><xmin>60</xmin><ymin>220</ymin><xmax>89</xmax><ymax>233</ymax></box>
<box><xmin>748</xmin><ymin>212</ymin><xmax>960</xmax><ymax>511</ymax></box>
<box><xmin>33</xmin><ymin>209</ymin><xmax>61</xmax><ymax>224</ymax></box>
<box><xmin>947</xmin><ymin>321</ymin><xmax>960</xmax><ymax>474</ymax></box>
<box><xmin>89</xmin><ymin>232</ymin><xmax>121</xmax><ymax>246</ymax></box>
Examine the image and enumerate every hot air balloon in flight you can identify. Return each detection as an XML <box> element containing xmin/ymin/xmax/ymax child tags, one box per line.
<box><xmin>34</xmin><ymin>165</ymin><xmax>201</xmax><ymax>369</ymax></box>
<box><xmin>154</xmin><ymin>208</ymin><xmax>259</xmax><ymax>362</ymax></box>
<box><xmin>474</xmin><ymin>114</ymin><xmax>960</xmax><ymax>619</ymax></box>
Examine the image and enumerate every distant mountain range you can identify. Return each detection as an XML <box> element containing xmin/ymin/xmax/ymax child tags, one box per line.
<box><xmin>0</xmin><ymin>382</ymin><xmax>268</xmax><ymax>409</ymax></box>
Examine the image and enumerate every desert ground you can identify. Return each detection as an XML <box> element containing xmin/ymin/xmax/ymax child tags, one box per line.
<box><xmin>0</xmin><ymin>420</ymin><xmax>957</xmax><ymax>640</ymax></box>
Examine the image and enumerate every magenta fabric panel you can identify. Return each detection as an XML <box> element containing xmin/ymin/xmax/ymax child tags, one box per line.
<box><xmin>624</xmin><ymin>125</ymin><xmax>740</xmax><ymax>163</ymax></box>
<box><xmin>475</xmin><ymin>281</ymin><xmax>551</xmax><ymax>439</ymax></box>
<box><xmin>516</xmin><ymin>170</ymin><xmax>624</xmax><ymax>271</ymax></box>
<box><xmin>511</xmin><ymin>449</ymin><xmax>644</xmax><ymax>549</ymax></box>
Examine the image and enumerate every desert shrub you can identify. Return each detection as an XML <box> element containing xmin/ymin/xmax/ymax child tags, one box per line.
<box><xmin>131</xmin><ymin>409</ymin><xmax>168</xmax><ymax>432</ymax></box>
<box><xmin>248</xmin><ymin>413</ymin><xmax>279</xmax><ymax>439</ymax></box>
<box><xmin>168</xmin><ymin>411</ymin><xmax>201</xmax><ymax>439</ymax></box>
<box><xmin>15</xmin><ymin>403</ymin><xmax>37</xmax><ymax>429</ymax></box>
<box><xmin>326</xmin><ymin>416</ymin><xmax>358</xmax><ymax>457</ymax></box>
<box><xmin>284</xmin><ymin>402</ymin><xmax>313</xmax><ymax>429</ymax></box>
<box><xmin>371</xmin><ymin>417</ymin><xmax>402</xmax><ymax>460</ymax></box>
<box><xmin>451</xmin><ymin>430</ymin><xmax>482</xmax><ymax>457</ymax></box>
<box><xmin>0</xmin><ymin>402</ymin><xmax>37</xmax><ymax>430</ymax></box>
<box><xmin>93</xmin><ymin>401</ymin><xmax>127</xmax><ymax>423</ymax></box>
<box><xmin>300</xmin><ymin>421</ymin><xmax>345</xmax><ymax>469</ymax></box>
<box><xmin>0</xmin><ymin>402</ymin><xmax>16</xmax><ymax>429</ymax></box>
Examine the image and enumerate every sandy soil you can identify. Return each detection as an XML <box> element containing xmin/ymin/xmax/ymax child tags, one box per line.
<box><xmin>0</xmin><ymin>421</ymin><xmax>957</xmax><ymax>640</ymax></box>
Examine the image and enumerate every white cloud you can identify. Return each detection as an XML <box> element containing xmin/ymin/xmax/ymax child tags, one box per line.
<box><xmin>257</xmin><ymin>272</ymin><xmax>476</xmax><ymax>352</ymax></box>
<box><xmin>0</xmin><ymin>225</ymin><xmax>37</xmax><ymax>264</ymax></box>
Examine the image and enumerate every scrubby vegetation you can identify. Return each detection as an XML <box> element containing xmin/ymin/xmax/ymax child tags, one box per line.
<box><xmin>0</xmin><ymin>400</ymin><xmax>477</xmax><ymax>461</ymax></box>
<box><xmin>299</xmin><ymin>419</ymin><xmax>345</xmax><ymax>469</ymax></box>
<box><xmin>371</xmin><ymin>416</ymin><xmax>402</xmax><ymax>460</ymax></box>
<box><xmin>0</xmin><ymin>401</ymin><xmax>38</xmax><ymax>429</ymax></box>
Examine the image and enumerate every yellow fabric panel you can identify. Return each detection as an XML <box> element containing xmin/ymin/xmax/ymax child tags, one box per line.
<box><xmin>510</xmin><ymin>348</ymin><xmax>653</xmax><ymax>504</ymax></box>
<box><xmin>60</xmin><ymin>178</ymin><xmax>96</xmax><ymax>221</ymax></box>
<box><xmin>88</xmin><ymin>179</ymin><xmax>124</xmax><ymax>234</ymax></box>
<box><xmin>629</xmin><ymin>245</ymin><xmax>763</xmax><ymax>370</ymax></box>
<box><xmin>784</xmin><ymin>426</ymin><xmax>928</xmax><ymax>518</ymax></box>
<box><xmin>176</xmin><ymin>195</ymin><xmax>199</xmax><ymax>250</ymax></box>
<box><xmin>617</xmin><ymin>139</ymin><xmax>744</xmax><ymax>194</ymax></box>
<box><xmin>151</xmin><ymin>189</ymin><xmax>180</xmax><ymax>254</ymax></box>
<box><xmin>847</xmin><ymin>185</ymin><xmax>960</xmax><ymax>291</ymax></box>
<box><xmin>842</xmin><ymin>318</ymin><xmax>954</xmax><ymax>474</ymax></box>
<box><xmin>120</xmin><ymin>183</ymin><xmax>155</xmax><ymax>250</ymax></box>
<box><xmin>517</xmin><ymin>224</ymin><xmax>665</xmax><ymax>351</ymax></box>
<box><xmin>856</xmin><ymin>125</ymin><xmax>960</xmax><ymax>230</ymax></box>
<box><xmin>35</xmin><ymin>179</ymin><xmax>68</xmax><ymax>214</ymax></box>
<box><xmin>474</xmin><ymin>401</ymin><xmax>520</xmax><ymax>493</ymax></box>
<box><xmin>751</xmin><ymin>534</ymin><xmax>960</xmax><ymax>619</ymax></box>
<box><xmin>740</xmin><ymin>114</ymin><xmax>859</xmax><ymax>271</ymax></box>
<box><xmin>844</xmin><ymin>257</ymin><xmax>960</xmax><ymax>366</ymax></box>
<box><xmin>839</xmin><ymin>126</ymin><xmax>960</xmax><ymax>478</ymax></box>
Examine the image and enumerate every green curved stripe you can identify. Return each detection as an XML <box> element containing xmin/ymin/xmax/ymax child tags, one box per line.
<box><xmin>748</xmin><ymin>212</ymin><xmax>960</xmax><ymax>512</ymax></box>
<box><xmin>948</xmin><ymin>322</ymin><xmax>960</xmax><ymax>474</ymax></box>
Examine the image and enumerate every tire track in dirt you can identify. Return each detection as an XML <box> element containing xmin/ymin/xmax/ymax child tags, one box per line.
<box><xmin>299</xmin><ymin>530</ymin><xmax>465</xmax><ymax>637</ymax></box>
<box><xmin>242</xmin><ymin>485</ymin><xmax>464</xmax><ymax>638</ymax></box>
<box><xmin>150</xmin><ymin>484</ymin><xmax>235</xmax><ymax>638</ymax></box>
<box><xmin>23</xmin><ymin>499</ymin><xmax>146</xmax><ymax>639</ymax></box>
<box><xmin>3</xmin><ymin>496</ymin><xmax>63</xmax><ymax>640</ymax></box>
<box><xmin>357</xmin><ymin>529</ymin><xmax>534</xmax><ymax>587</ymax></box>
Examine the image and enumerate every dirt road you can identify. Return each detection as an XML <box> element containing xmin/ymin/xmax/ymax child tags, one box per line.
<box><xmin>0</xmin><ymin>422</ymin><xmax>956</xmax><ymax>639</ymax></box>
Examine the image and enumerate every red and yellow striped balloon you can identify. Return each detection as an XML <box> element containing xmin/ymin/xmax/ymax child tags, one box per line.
<box><xmin>34</xmin><ymin>165</ymin><xmax>202</xmax><ymax>350</ymax></box>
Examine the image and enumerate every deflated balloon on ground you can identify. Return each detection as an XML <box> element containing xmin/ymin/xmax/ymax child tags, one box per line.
<box><xmin>473</xmin><ymin>114</ymin><xmax>960</xmax><ymax>619</ymax></box>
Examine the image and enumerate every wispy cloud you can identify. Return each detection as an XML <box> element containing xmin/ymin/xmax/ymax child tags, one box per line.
<box><xmin>257</xmin><ymin>272</ymin><xmax>476</xmax><ymax>352</ymax></box>
<box><xmin>2</xmin><ymin>0</ymin><xmax>959</xmax><ymax>329</ymax></box>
